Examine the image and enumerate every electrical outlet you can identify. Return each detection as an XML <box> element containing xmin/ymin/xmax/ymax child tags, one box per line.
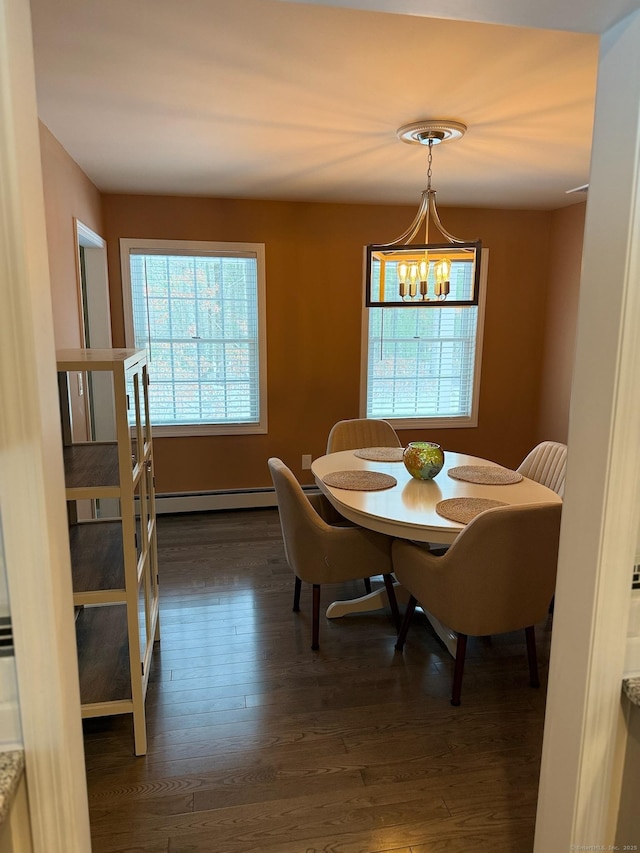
<box><xmin>301</xmin><ymin>454</ymin><xmax>312</xmax><ymax>470</ymax></box>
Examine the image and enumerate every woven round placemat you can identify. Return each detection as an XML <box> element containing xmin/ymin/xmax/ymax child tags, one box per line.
<box><xmin>436</xmin><ymin>497</ymin><xmax>507</xmax><ymax>524</ymax></box>
<box><xmin>353</xmin><ymin>447</ymin><xmax>405</xmax><ymax>462</ymax></box>
<box><xmin>448</xmin><ymin>465</ymin><xmax>523</xmax><ymax>485</ymax></box>
<box><xmin>322</xmin><ymin>470</ymin><xmax>397</xmax><ymax>491</ymax></box>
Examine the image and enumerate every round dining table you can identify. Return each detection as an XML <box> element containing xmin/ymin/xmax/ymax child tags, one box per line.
<box><xmin>311</xmin><ymin>448</ymin><xmax>562</xmax><ymax>654</ymax></box>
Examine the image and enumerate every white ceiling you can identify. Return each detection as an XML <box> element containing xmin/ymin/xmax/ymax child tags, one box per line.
<box><xmin>281</xmin><ymin>0</ymin><xmax>640</xmax><ymax>36</ymax></box>
<box><xmin>29</xmin><ymin>0</ymin><xmax>613</xmax><ymax>209</ymax></box>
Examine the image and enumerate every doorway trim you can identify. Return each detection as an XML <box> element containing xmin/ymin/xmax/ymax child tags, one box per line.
<box><xmin>534</xmin><ymin>9</ymin><xmax>640</xmax><ymax>848</ymax></box>
<box><xmin>0</xmin><ymin>0</ymin><xmax>92</xmax><ymax>849</ymax></box>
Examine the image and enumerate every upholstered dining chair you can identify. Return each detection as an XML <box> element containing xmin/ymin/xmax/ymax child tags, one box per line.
<box><xmin>268</xmin><ymin>457</ymin><xmax>399</xmax><ymax>650</ymax></box>
<box><xmin>326</xmin><ymin>418</ymin><xmax>401</xmax><ymax>454</ymax></box>
<box><xmin>392</xmin><ymin>502</ymin><xmax>562</xmax><ymax>706</ymax></box>
<box><xmin>517</xmin><ymin>440</ymin><xmax>567</xmax><ymax>497</ymax></box>
<box><xmin>517</xmin><ymin>440</ymin><xmax>566</xmax><ymax>613</ymax></box>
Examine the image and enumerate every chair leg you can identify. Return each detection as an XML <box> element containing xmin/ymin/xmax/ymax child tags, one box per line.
<box><xmin>363</xmin><ymin>577</ymin><xmax>372</xmax><ymax>594</ymax></box>
<box><xmin>394</xmin><ymin>595</ymin><xmax>417</xmax><ymax>651</ymax></box>
<box><xmin>451</xmin><ymin>633</ymin><xmax>468</xmax><ymax>706</ymax></box>
<box><xmin>383</xmin><ymin>573</ymin><xmax>400</xmax><ymax>630</ymax></box>
<box><xmin>525</xmin><ymin>625</ymin><xmax>540</xmax><ymax>688</ymax></box>
<box><xmin>311</xmin><ymin>584</ymin><xmax>321</xmax><ymax>651</ymax></box>
<box><xmin>292</xmin><ymin>576</ymin><xmax>301</xmax><ymax>612</ymax></box>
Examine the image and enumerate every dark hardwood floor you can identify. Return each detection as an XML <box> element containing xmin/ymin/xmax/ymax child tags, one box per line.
<box><xmin>83</xmin><ymin>508</ymin><xmax>552</xmax><ymax>853</ymax></box>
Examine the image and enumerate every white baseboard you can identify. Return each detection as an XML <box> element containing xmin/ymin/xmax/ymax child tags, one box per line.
<box><xmin>155</xmin><ymin>486</ymin><xmax>320</xmax><ymax>515</ymax></box>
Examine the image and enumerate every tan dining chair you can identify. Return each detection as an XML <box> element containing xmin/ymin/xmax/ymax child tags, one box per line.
<box><xmin>268</xmin><ymin>457</ymin><xmax>399</xmax><ymax>650</ymax></box>
<box><xmin>517</xmin><ymin>440</ymin><xmax>566</xmax><ymax>613</ymax></box>
<box><xmin>326</xmin><ymin>418</ymin><xmax>401</xmax><ymax>454</ymax></box>
<box><xmin>517</xmin><ymin>440</ymin><xmax>567</xmax><ymax>497</ymax></box>
<box><xmin>392</xmin><ymin>502</ymin><xmax>562</xmax><ymax>706</ymax></box>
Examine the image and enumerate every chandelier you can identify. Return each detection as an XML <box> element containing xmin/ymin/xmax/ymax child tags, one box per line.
<box><xmin>366</xmin><ymin>120</ymin><xmax>482</xmax><ymax>308</ymax></box>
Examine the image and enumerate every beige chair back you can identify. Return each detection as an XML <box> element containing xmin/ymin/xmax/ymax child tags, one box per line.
<box><xmin>326</xmin><ymin>418</ymin><xmax>401</xmax><ymax>453</ymax></box>
<box><xmin>517</xmin><ymin>441</ymin><xmax>567</xmax><ymax>497</ymax></box>
<box><xmin>268</xmin><ymin>457</ymin><xmax>391</xmax><ymax>585</ymax></box>
<box><xmin>392</xmin><ymin>502</ymin><xmax>562</xmax><ymax>638</ymax></box>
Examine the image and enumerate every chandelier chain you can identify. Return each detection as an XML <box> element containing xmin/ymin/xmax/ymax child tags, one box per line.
<box><xmin>426</xmin><ymin>140</ymin><xmax>434</xmax><ymax>191</ymax></box>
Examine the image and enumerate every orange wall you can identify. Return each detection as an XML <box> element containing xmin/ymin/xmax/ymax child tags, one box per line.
<box><xmin>39</xmin><ymin>123</ymin><xmax>103</xmax><ymax>348</ymax></box>
<box><xmin>39</xmin><ymin>123</ymin><xmax>104</xmax><ymax>441</ymax></box>
<box><xmin>537</xmin><ymin>202</ymin><xmax>586</xmax><ymax>443</ymax></box>
<box><xmin>39</xmin><ymin>129</ymin><xmax>583</xmax><ymax>497</ymax></box>
<box><xmin>102</xmin><ymin>194</ymin><xmax>554</xmax><ymax>492</ymax></box>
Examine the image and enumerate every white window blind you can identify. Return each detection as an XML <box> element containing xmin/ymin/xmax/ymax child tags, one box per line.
<box><xmin>122</xmin><ymin>240</ymin><xmax>267</xmax><ymax>435</ymax></box>
<box><xmin>363</xmin><ymin>250</ymin><xmax>486</xmax><ymax>427</ymax></box>
<box><xmin>367</xmin><ymin>306</ymin><xmax>478</xmax><ymax>419</ymax></box>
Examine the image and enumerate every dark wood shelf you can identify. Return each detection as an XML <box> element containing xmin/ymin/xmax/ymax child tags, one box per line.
<box><xmin>63</xmin><ymin>443</ymin><xmax>120</xmax><ymax>491</ymax></box>
<box><xmin>75</xmin><ymin>605</ymin><xmax>132</xmax><ymax>707</ymax></box>
<box><xmin>69</xmin><ymin>521</ymin><xmax>125</xmax><ymax>594</ymax></box>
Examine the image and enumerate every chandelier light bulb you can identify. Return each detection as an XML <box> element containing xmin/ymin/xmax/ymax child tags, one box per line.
<box><xmin>434</xmin><ymin>257</ymin><xmax>451</xmax><ymax>298</ymax></box>
<box><xmin>408</xmin><ymin>263</ymin><xmax>418</xmax><ymax>298</ymax></box>
<box><xmin>419</xmin><ymin>257</ymin><xmax>429</xmax><ymax>298</ymax></box>
<box><xmin>397</xmin><ymin>260</ymin><xmax>409</xmax><ymax>298</ymax></box>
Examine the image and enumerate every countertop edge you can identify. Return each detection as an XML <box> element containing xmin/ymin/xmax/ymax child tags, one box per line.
<box><xmin>622</xmin><ymin>676</ymin><xmax>640</xmax><ymax>707</ymax></box>
<box><xmin>0</xmin><ymin>749</ymin><xmax>24</xmax><ymax>825</ymax></box>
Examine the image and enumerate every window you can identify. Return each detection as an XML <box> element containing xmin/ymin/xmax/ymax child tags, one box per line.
<box><xmin>120</xmin><ymin>239</ymin><xmax>267</xmax><ymax>436</ymax></box>
<box><xmin>361</xmin><ymin>250</ymin><xmax>487</xmax><ymax>428</ymax></box>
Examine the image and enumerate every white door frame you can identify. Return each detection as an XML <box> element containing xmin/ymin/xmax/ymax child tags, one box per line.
<box><xmin>74</xmin><ymin>218</ymin><xmax>116</xmax><ymax>440</ymax></box>
<box><xmin>75</xmin><ymin>218</ymin><xmax>111</xmax><ymax>352</ymax></box>
<box><xmin>74</xmin><ymin>219</ymin><xmax>118</xmax><ymax>519</ymax></box>
<box><xmin>0</xmin><ymin>0</ymin><xmax>91</xmax><ymax>849</ymax></box>
<box><xmin>535</xmin><ymin>9</ymin><xmax>640</xmax><ymax>848</ymax></box>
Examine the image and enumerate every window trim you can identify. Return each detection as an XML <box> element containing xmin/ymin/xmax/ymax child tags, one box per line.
<box><xmin>359</xmin><ymin>248</ymin><xmax>488</xmax><ymax>429</ymax></box>
<box><xmin>120</xmin><ymin>238</ymin><xmax>268</xmax><ymax>437</ymax></box>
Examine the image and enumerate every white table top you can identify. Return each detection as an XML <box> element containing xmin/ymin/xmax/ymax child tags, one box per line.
<box><xmin>312</xmin><ymin>449</ymin><xmax>561</xmax><ymax>545</ymax></box>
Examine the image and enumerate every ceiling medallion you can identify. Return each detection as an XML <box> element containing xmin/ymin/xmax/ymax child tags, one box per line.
<box><xmin>396</xmin><ymin>120</ymin><xmax>467</xmax><ymax>147</ymax></box>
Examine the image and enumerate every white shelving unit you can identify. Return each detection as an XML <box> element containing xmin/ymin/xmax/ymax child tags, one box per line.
<box><xmin>56</xmin><ymin>348</ymin><xmax>160</xmax><ymax>756</ymax></box>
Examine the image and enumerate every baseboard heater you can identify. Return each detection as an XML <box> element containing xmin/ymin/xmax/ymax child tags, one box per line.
<box><xmin>155</xmin><ymin>485</ymin><xmax>320</xmax><ymax>515</ymax></box>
